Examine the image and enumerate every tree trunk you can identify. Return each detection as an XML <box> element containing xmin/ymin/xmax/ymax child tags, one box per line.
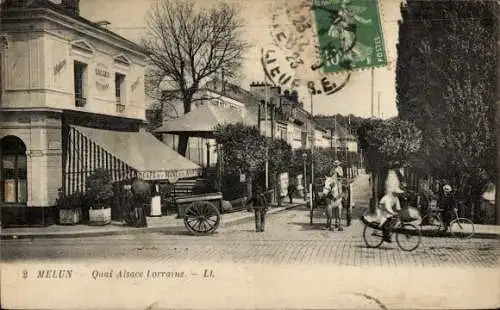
<box><xmin>177</xmin><ymin>135</ymin><xmax>189</xmax><ymax>156</ymax></box>
<box><xmin>177</xmin><ymin>98</ymin><xmax>193</xmax><ymax>156</ymax></box>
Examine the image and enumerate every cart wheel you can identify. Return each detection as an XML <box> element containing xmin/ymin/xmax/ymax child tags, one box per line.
<box><xmin>184</xmin><ymin>201</ymin><xmax>220</xmax><ymax>235</ymax></box>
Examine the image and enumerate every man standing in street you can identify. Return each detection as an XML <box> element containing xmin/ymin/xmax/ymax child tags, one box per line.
<box><xmin>247</xmin><ymin>184</ymin><xmax>269</xmax><ymax>232</ymax></box>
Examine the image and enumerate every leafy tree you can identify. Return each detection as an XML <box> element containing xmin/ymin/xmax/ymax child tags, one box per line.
<box><xmin>268</xmin><ymin>138</ymin><xmax>293</xmax><ymax>174</ymax></box>
<box><xmin>214</xmin><ymin>123</ymin><xmax>267</xmax><ymax>196</ymax></box>
<box><xmin>142</xmin><ymin>0</ymin><xmax>250</xmax><ymax>155</ymax></box>
<box><xmin>290</xmin><ymin>147</ymin><xmax>340</xmax><ymax>187</ymax></box>
<box><xmin>357</xmin><ymin>118</ymin><xmax>422</xmax><ymax>210</ymax></box>
<box><xmin>395</xmin><ymin>0</ymin><xmax>497</xmax><ymax>198</ymax></box>
<box><xmin>314</xmin><ymin>114</ymin><xmax>366</xmax><ymax>136</ymax></box>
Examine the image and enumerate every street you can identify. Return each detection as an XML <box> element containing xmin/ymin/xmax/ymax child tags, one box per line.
<box><xmin>2</xmin><ymin>206</ymin><xmax>499</xmax><ymax>267</ymax></box>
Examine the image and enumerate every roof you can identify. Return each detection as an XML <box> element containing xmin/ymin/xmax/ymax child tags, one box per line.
<box><xmin>154</xmin><ymin>104</ymin><xmax>248</xmax><ymax>136</ymax></box>
<box><xmin>72</xmin><ymin>125</ymin><xmax>201</xmax><ymax>181</ymax></box>
<box><xmin>203</xmin><ymin>79</ymin><xmax>261</xmax><ymax>106</ymax></box>
<box><xmin>1</xmin><ymin>0</ymin><xmax>145</xmax><ymax>55</ymax></box>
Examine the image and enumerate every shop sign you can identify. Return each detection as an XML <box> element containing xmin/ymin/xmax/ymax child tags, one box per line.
<box><xmin>138</xmin><ymin>169</ymin><xmax>202</xmax><ymax>181</ymax></box>
<box><xmin>95</xmin><ymin>63</ymin><xmax>110</xmax><ymax>91</ymax></box>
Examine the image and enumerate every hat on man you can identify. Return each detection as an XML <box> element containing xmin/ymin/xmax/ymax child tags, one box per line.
<box><xmin>333</xmin><ymin>160</ymin><xmax>341</xmax><ymax>166</ymax></box>
<box><xmin>443</xmin><ymin>184</ymin><xmax>452</xmax><ymax>193</ymax></box>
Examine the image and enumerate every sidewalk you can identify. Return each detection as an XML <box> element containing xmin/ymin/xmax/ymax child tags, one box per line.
<box><xmin>0</xmin><ymin>199</ymin><xmax>306</xmax><ymax>240</ymax></box>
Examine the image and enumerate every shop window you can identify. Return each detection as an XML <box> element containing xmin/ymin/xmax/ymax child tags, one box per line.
<box><xmin>0</xmin><ymin>136</ymin><xmax>27</xmax><ymax>204</ymax></box>
<box><xmin>74</xmin><ymin>61</ymin><xmax>88</xmax><ymax>107</ymax></box>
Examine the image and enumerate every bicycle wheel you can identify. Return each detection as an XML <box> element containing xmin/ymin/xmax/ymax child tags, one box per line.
<box><xmin>450</xmin><ymin>218</ymin><xmax>475</xmax><ymax>239</ymax></box>
<box><xmin>395</xmin><ymin>223</ymin><xmax>421</xmax><ymax>252</ymax></box>
<box><xmin>363</xmin><ymin>225</ymin><xmax>384</xmax><ymax>248</ymax></box>
<box><xmin>420</xmin><ymin>214</ymin><xmax>443</xmax><ymax>235</ymax></box>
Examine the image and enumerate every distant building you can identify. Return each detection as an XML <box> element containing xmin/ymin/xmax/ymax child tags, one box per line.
<box><xmin>248</xmin><ymin>82</ymin><xmax>331</xmax><ymax>150</ymax></box>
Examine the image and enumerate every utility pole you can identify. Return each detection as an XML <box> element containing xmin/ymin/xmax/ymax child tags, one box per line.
<box><xmin>370</xmin><ymin>67</ymin><xmax>375</xmax><ymax>117</ymax></box>
<box><xmin>334</xmin><ymin>114</ymin><xmax>338</xmax><ymax>159</ymax></box>
<box><xmin>309</xmin><ymin>91</ymin><xmax>314</xmax><ymax>210</ymax></box>
<box><xmin>377</xmin><ymin>91</ymin><xmax>381</xmax><ymax>118</ymax></box>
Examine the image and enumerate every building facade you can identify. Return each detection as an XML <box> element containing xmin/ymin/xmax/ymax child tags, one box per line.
<box><xmin>0</xmin><ymin>0</ymin><xmax>200</xmax><ymax>226</ymax></box>
<box><xmin>248</xmin><ymin>82</ymin><xmax>332</xmax><ymax>150</ymax></box>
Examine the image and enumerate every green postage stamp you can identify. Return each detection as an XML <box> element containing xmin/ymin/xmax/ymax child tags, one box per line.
<box><xmin>312</xmin><ymin>0</ymin><xmax>388</xmax><ymax>73</ymax></box>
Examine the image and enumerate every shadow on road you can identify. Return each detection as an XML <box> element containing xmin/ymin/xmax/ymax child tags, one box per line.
<box><xmin>353</xmin><ymin>244</ymin><xmax>396</xmax><ymax>251</ymax></box>
<box><xmin>287</xmin><ymin>221</ymin><xmax>332</xmax><ymax>231</ymax></box>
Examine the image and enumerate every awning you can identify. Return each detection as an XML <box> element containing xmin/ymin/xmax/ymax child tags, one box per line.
<box><xmin>153</xmin><ymin>104</ymin><xmax>247</xmax><ymax>137</ymax></box>
<box><xmin>71</xmin><ymin>125</ymin><xmax>202</xmax><ymax>182</ymax></box>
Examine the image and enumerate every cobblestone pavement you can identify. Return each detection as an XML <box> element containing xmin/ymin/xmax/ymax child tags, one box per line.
<box><xmin>2</xmin><ymin>207</ymin><xmax>499</xmax><ymax>267</ymax></box>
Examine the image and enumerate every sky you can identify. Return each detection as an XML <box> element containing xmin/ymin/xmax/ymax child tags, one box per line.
<box><xmin>80</xmin><ymin>0</ymin><xmax>403</xmax><ymax>118</ymax></box>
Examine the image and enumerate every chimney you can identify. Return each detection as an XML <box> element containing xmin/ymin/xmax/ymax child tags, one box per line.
<box><xmin>61</xmin><ymin>0</ymin><xmax>80</xmax><ymax>15</ymax></box>
<box><xmin>249</xmin><ymin>81</ymin><xmax>280</xmax><ymax>104</ymax></box>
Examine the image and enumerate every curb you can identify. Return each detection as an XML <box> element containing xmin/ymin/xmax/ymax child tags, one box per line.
<box><xmin>416</xmin><ymin>228</ymin><xmax>500</xmax><ymax>240</ymax></box>
<box><xmin>0</xmin><ymin>203</ymin><xmax>304</xmax><ymax>240</ymax></box>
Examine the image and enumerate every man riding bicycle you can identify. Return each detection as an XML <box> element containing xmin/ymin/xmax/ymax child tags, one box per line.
<box><xmin>377</xmin><ymin>187</ymin><xmax>403</xmax><ymax>242</ymax></box>
<box><xmin>439</xmin><ymin>184</ymin><xmax>457</xmax><ymax>232</ymax></box>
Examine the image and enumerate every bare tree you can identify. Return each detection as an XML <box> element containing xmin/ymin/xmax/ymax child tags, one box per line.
<box><xmin>142</xmin><ymin>0</ymin><xmax>250</xmax><ymax>155</ymax></box>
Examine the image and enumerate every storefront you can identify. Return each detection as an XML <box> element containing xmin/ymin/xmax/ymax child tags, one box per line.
<box><xmin>0</xmin><ymin>110</ymin><xmax>202</xmax><ymax>227</ymax></box>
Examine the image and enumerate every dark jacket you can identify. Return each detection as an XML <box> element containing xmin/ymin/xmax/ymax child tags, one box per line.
<box><xmin>439</xmin><ymin>194</ymin><xmax>457</xmax><ymax>212</ymax></box>
<box><xmin>248</xmin><ymin>192</ymin><xmax>268</xmax><ymax>210</ymax></box>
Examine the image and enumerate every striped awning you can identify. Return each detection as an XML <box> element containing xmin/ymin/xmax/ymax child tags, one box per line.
<box><xmin>71</xmin><ymin>125</ymin><xmax>201</xmax><ymax>182</ymax></box>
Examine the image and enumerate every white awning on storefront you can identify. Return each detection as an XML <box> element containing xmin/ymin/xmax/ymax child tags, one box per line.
<box><xmin>71</xmin><ymin>125</ymin><xmax>202</xmax><ymax>182</ymax></box>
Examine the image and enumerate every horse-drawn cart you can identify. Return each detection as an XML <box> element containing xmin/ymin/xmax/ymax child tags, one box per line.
<box><xmin>309</xmin><ymin>177</ymin><xmax>354</xmax><ymax>227</ymax></box>
<box><xmin>162</xmin><ymin>180</ymin><xmax>224</xmax><ymax>235</ymax></box>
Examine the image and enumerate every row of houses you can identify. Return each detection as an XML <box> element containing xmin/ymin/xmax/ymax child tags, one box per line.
<box><xmin>149</xmin><ymin>79</ymin><xmax>358</xmax><ymax>169</ymax></box>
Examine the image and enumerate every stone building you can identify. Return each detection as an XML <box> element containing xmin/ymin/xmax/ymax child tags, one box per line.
<box><xmin>0</xmin><ymin>0</ymin><xmax>200</xmax><ymax>226</ymax></box>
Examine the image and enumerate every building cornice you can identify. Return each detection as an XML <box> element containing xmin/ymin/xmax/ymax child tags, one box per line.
<box><xmin>0</xmin><ymin>107</ymin><xmax>64</xmax><ymax>113</ymax></box>
<box><xmin>1</xmin><ymin>7</ymin><xmax>146</xmax><ymax>61</ymax></box>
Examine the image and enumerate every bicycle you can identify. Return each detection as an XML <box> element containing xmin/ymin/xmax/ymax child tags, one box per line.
<box><xmin>420</xmin><ymin>206</ymin><xmax>475</xmax><ymax>239</ymax></box>
<box><xmin>361</xmin><ymin>214</ymin><xmax>422</xmax><ymax>252</ymax></box>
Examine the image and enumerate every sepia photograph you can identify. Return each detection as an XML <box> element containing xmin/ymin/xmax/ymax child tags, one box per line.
<box><xmin>0</xmin><ymin>0</ymin><xmax>499</xmax><ymax>309</ymax></box>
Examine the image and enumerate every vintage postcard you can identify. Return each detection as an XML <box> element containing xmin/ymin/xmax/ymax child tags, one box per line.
<box><xmin>1</xmin><ymin>0</ymin><xmax>499</xmax><ymax>309</ymax></box>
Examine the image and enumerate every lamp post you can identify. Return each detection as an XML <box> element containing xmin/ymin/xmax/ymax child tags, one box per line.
<box><xmin>302</xmin><ymin>152</ymin><xmax>307</xmax><ymax>197</ymax></box>
<box><xmin>309</xmin><ymin>90</ymin><xmax>315</xmax><ymax>210</ymax></box>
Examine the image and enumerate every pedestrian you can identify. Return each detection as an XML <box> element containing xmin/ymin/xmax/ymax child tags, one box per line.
<box><xmin>246</xmin><ymin>184</ymin><xmax>269</xmax><ymax>232</ymax></box>
<box><xmin>439</xmin><ymin>184</ymin><xmax>456</xmax><ymax>232</ymax></box>
<box><xmin>121</xmin><ymin>184</ymin><xmax>136</xmax><ymax>226</ymax></box>
<box><xmin>287</xmin><ymin>179</ymin><xmax>296</xmax><ymax>204</ymax></box>
<box><xmin>131</xmin><ymin>179</ymin><xmax>149</xmax><ymax>228</ymax></box>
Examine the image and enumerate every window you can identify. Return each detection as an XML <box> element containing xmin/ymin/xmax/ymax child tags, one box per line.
<box><xmin>115</xmin><ymin>73</ymin><xmax>126</xmax><ymax>103</ymax></box>
<box><xmin>1</xmin><ymin>136</ymin><xmax>27</xmax><ymax>204</ymax></box>
<box><xmin>74</xmin><ymin>61</ymin><xmax>88</xmax><ymax>107</ymax></box>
